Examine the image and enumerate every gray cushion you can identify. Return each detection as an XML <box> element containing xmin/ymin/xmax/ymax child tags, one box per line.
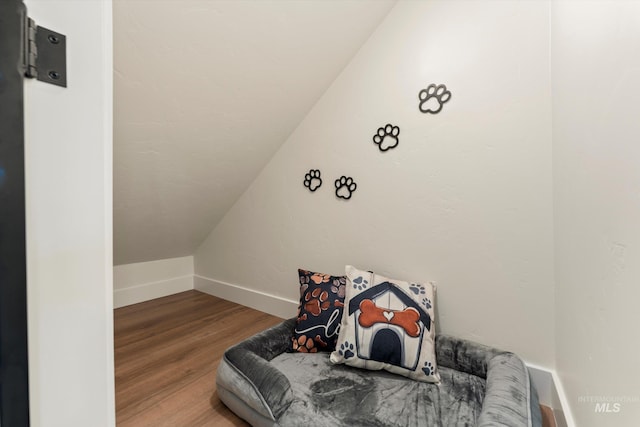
<box><xmin>270</xmin><ymin>353</ymin><xmax>485</xmax><ymax>426</ymax></box>
<box><xmin>217</xmin><ymin>319</ymin><xmax>541</xmax><ymax>427</ymax></box>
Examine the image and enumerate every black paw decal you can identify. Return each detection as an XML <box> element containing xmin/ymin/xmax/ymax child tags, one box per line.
<box><xmin>409</xmin><ymin>283</ymin><xmax>426</xmax><ymax>296</ymax></box>
<box><xmin>352</xmin><ymin>276</ymin><xmax>368</xmax><ymax>291</ymax></box>
<box><xmin>335</xmin><ymin>176</ymin><xmax>357</xmax><ymax>200</ymax></box>
<box><xmin>422</xmin><ymin>361</ymin><xmax>435</xmax><ymax>376</ymax></box>
<box><xmin>422</xmin><ymin>297</ymin><xmax>432</xmax><ymax>309</ymax></box>
<box><xmin>418</xmin><ymin>84</ymin><xmax>451</xmax><ymax>114</ymax></box>
<box><xmin>303</xmin><ymin>169</ymin><xmax>322</xmax><ymax>192</ymax></box>
<box><xmin>339</xmin><ymin>342</ymin><xmax>355</xmax><ymax>359</ymax></box>
<box><xmin>373</xmin><ymin>124</ymin><xmax>400</xmax><ymax>152</ymax></box>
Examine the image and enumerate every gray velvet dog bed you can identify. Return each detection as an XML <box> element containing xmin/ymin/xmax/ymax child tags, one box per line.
<box><xmin>216</xmin><ymin>318</ymin><xmax>542</xmax><ymax>427</ymax></box>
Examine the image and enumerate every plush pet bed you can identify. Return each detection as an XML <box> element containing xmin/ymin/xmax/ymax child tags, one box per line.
<box><xmin>216</xmin><ymin>318</ymin><xmax>542</xmax><ymax>427</ymax></box>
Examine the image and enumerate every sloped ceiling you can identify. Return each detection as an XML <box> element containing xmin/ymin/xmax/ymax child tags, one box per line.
<box><xmin>113</xmin><ymin>0</ymin><xmax>396</xmax><ymax>265</ymax></box>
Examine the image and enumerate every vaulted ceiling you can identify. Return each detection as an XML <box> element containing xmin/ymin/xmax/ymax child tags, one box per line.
<box><xmin>113</xmin><ymin>0</ymin><xmax>396</xmax><ymax>265</ymax></box>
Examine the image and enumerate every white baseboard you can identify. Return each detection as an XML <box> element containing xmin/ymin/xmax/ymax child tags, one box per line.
<box><xmin>551</xmin><ymin>370</ymin><xmax>575</xmax><ymax>427</ymax></box>
<box><xmin>193</xmin><ymin>274</ymin><xmax>297</xmax><ymax>319</ymax></box>
<box><xmin>526</xmin><ymin>364</ymin><xmax>574</xmax><ymax>427</ymax></box>
<box><xmin>527</xmin><ymin>364</ymin><xmax>554</xmax><ymax>407</ymax></box>
<box><xmin>114</xmin><ymin>256</ymin><xmax>195</xmax><ymax>308</ymax></box>
<box><xmin>114</xmin><ymin>275</ymin><xmax>194</xmax><ymax>308</ymax></box>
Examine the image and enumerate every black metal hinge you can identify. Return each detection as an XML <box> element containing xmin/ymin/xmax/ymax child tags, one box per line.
<box><xmin>21</xmin><ymin>8</ymin><xmax>67</xmax><ymax>88</ymax></box>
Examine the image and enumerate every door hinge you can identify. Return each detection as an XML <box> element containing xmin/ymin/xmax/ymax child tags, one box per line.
<box><xmin>21</xmin><ymin>7</ymin><xmax>67</xmax><ymax>88</ymax></box>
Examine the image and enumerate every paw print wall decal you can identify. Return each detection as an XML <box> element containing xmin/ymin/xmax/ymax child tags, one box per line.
<box><xmin>335</xmin><ymin>176</ymin><xmax>357</xmax><ymax>200</ymax></box>
<box><xmin>418</xmin><ymin>83</ymin><xmax>451</xmax><ymax>114</ymax></box>
<box><xmin>373</xmin><ymin>124</ymin><xmax>400</xmax><ymax>152</ymax></box>
<box><xmin>303</xmin><ymin>169</ymin><xmax>322</xmax><ymax>192</ymax></box>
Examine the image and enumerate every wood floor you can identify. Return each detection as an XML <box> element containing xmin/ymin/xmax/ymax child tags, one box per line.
<box><xmin>114</xmin><ymin>290</ymin><xmax>282</xmax><ymax>426</ymax></box>
<box><xmin>115</xmin><ymin>290</ymin><xmax>557</xmax><ymax>427</ymax></box>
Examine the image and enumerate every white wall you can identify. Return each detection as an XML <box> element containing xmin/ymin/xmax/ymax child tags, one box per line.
<box><xmin>112</xmin><ymin>0</ymin><xmax>396</xmax><ymax>266</ymax></box>
<box><xmin>114</xmin><ymin>256</ymin><xmax>194</xmax><ymax>308</ymax></box>
<box><xmin>553</xmin><ymin>1</ymin><xmax>640</xmax><ymax>426</ymax></box>
<box><xmin>195</xmin><ymin>0</ymin><xmax>555</xmax><ymax>368</ymax></box>
<box><xmin>24</xmin><ymin>1</ymin><xmax>115</xmax><ymax>426</ymax></box>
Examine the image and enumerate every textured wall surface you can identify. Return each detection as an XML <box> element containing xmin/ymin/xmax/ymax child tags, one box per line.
<box><xmin>113</xmin><ymin>0</ymin><xmax>396</xmax><ymax>265</ymax></box>
<box><xmin>195</xmin><ymin>0</ymin><xmax>555</xmax><ymax>367</ymax></box>
<box><xmin>553</xmin><ymin>1</ymin><xmax>640</xmax><ymax>425</ymax></box>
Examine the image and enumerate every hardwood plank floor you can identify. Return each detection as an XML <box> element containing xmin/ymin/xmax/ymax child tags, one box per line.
<box><xmin>114</xmin><ymin>290</ymin><xmax>282</xmax><ymax>426</ymax></box>
<box><xmin>115</xmin><ymin>290</ymin><xmax>556</xmax><ymax>427</ymax></box>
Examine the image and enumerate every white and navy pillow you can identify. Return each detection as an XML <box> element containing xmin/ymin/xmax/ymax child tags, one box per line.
<box><xmin>330</xmin><ymin>265</ymin><xmax>439</xmax><ymax>383</ymax></box>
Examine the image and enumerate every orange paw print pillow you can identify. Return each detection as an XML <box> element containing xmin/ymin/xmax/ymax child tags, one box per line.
<box><xmin>288</xmin><ymin>269</ymin><xmax>346</xmax><ymax>353</ymax></box>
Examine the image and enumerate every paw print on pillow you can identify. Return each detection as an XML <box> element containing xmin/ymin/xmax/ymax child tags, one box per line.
<box><xmin>311</xmin><ymin>273</ymin><xmax>331</xmax><ymax>284</ymax></box>
<box><xmin>299</xmin><ymin>273</ymin><xmax>310</xmax><ymax>286</ymax></box>
<box><xmin>292</xmin><ymin>335</ymin><xmax>318</xmax><ymax>353</ymax></box>
<box><xmin>339</xmin><ymin>341</ymin><xmax>355</xmax><ymax>359</ymax></box>
<box><xmin>422</xmin><ymin>297</ymin><xmax>432</xmax><ymax>309</ymax></box>
<box><xmin>331</xmin><ymin>277</ymin><xmax>346</xmax><ymax>297</ymax></box>
<box><xmin>299</xmin><ymin>283</ymin><xmax>308</xmax><ymax>295</ymax></box>
<box><xmin>352</xmin><ymin>276</ymin><xmax>368</xmax><ymax>291</ymax></box>
<box><xmin>422</xmin><ymin>361</ymin><xmax>435</xmax><ymax>376</ymax></box>
<box><xmin>409</xmin><ymin>283</ymin><xmax>426</xmax><ymax>296</ymax></box>
<box><xmin>304</xmin><ymin>288</ymin><xmax>330</xmax><ymax>316</ymax></box>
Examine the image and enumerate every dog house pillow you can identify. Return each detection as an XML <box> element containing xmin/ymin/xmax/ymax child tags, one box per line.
<box><xmin>330</xmin><ymin>265</ymin><xmax>440</xmax><ymax>383</ymax></box>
